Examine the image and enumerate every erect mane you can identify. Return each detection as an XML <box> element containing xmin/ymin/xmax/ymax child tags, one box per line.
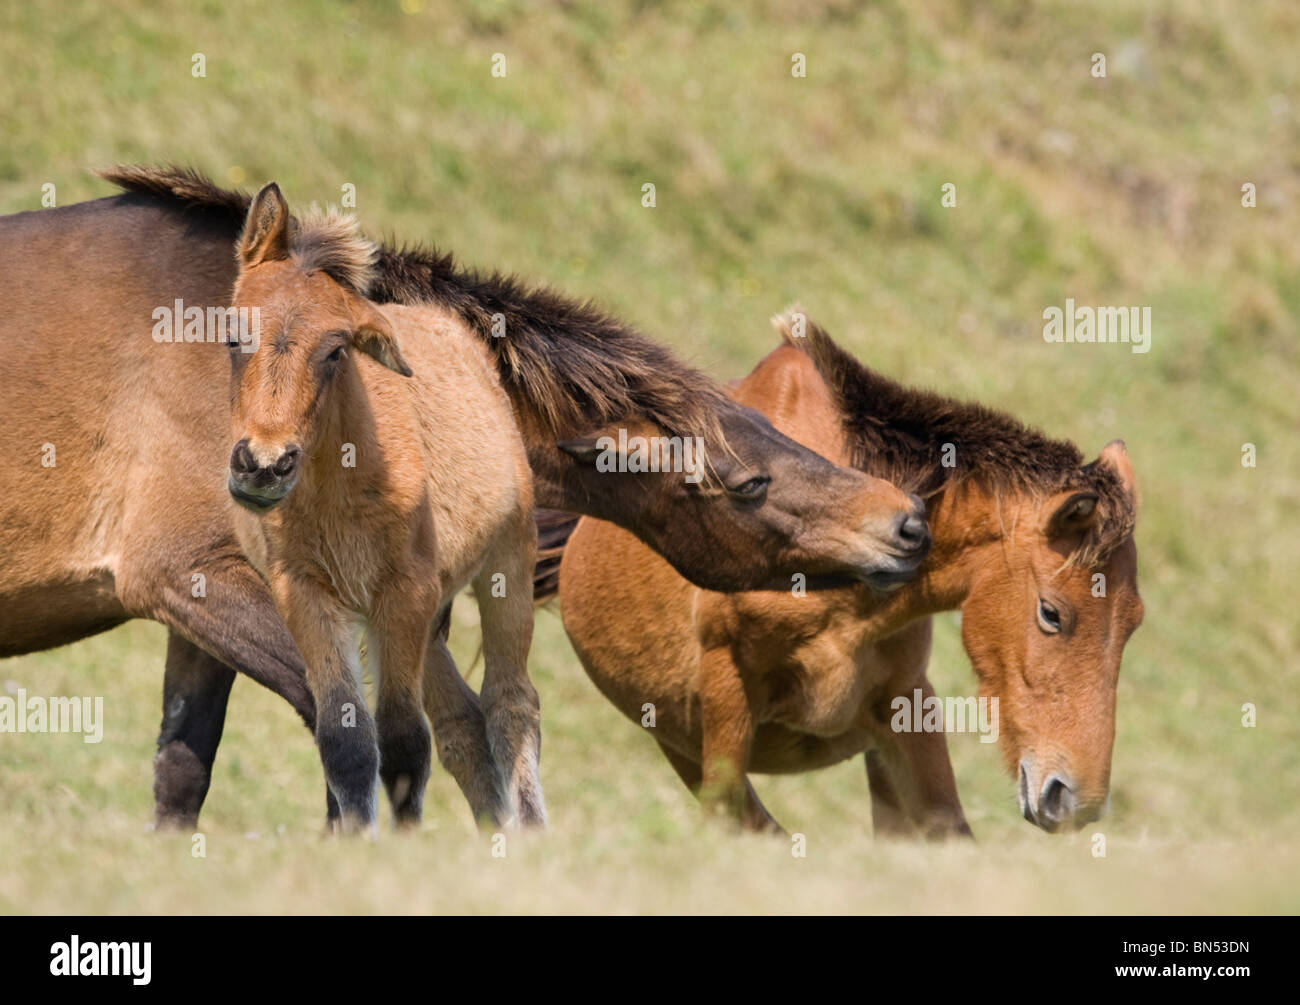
<box><xmin>289</xmin><ymin>206</ymin><xmax>377</xmax><ymax>295</ymax></box>
<box><xmin>99</xmin><ymin>164</ymin><xmax>728</xmax><ymax>451</ymax></box>
<box><xmin>773</xmin><ymin>311</ymin><xmax>1135</xmax><ymax>568</ymax></box>
<box><xmin>99</xmin><ymin>163</ymin><xmax>252</xmax><ymax>221</ymax></box>
<box><xmin>101</xmin><ymin>165</ymin><xmax>375</xmax><ymax>295</ymax></box>
<box><xmin>368</xmin><ymin>244</ymin><xmax>729</xmax><ymax>452</ymax></box>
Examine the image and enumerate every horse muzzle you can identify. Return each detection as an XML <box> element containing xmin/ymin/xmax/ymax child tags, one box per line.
<box><xmin>228</xmin><ymin>439</ymin><xmax>300</xmax><ymax>512</ymax></box>
<box><xmin>1018</xmin><ymin>760</ymin><xmax>1107</xmax><ymax>833</ymax></box>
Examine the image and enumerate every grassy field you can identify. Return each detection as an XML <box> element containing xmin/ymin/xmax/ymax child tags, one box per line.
<box><xmin>1</xmin><ymin>0</ymin><xmax>1297</xmax><ymax>914</ymax></box>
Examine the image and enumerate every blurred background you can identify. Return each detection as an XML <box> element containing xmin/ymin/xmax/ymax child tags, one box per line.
<box><xmin>0</xmin><ymin>0</ymin><xmax>1296</xmax><ymax>913</ymax></box>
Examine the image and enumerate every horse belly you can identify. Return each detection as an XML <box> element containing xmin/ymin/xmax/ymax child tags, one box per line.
<box><xmin>0</xmin><ymin>575</ymin><xmax>127</xmax><ymax>656</ymax></box>
<box><xmin>749</xmin><ymin>722</ymin><xmax>874</xmax><ymax>774</ymax></box>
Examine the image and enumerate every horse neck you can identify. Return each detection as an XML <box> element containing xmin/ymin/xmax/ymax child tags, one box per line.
<box><xmin>520</xmin><ymin>410</ymin><xmax>706</xmax><ymax>515</ymax></box>
<box><xmin>297</xmin><ymin>364</ymin><xmax>378</xmax><ymax>509</ymax></box>
<box><xmin>829</xmin><ymin>479</ymin><xmax>1015</xmax><ymax>640</ymax></box>
<box><xmin>733</xmin><ymin>344</ymin><xmax>1027</xmax><ymax>627</ymax></box>
<box><xmin>910</xmin><ymin>481</ymin><xmax>1015</xmax><ymax>611</ymax></box>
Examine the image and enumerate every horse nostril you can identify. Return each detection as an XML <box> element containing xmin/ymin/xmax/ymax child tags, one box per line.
<box><xmin>230</xmin><ymin>440</ymin><xmax>257</xmax><ymax>476</ymax></box>
<box><xmin>1040</xmin><ymin>775</ymin><xmax>1075</xmax><ymax>823</ymax></box>
<box><xmin>273</xmin><ymin>445</ymin><xmax>301</xmax><ymax>478</ymax></box>
<box><xmin>895</xmin><ymin>511</ymin><xmax>929</xmax><ymax>551</ymax></box>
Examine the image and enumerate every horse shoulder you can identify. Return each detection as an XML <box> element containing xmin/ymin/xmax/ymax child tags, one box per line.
<box><xmin>378</xmin><ymin>306</ymin><xmax>529</xmax><ymax>580</ymax></box>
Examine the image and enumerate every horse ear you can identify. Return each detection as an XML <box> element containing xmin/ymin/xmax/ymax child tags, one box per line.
<box><xmin>238</xmin><ymin>183</ymin><xmax>291</xmax><ymax>268</ymax></box>
<box><xmin>1098</xmin><ymin>438</ymin><xmax>1138</xmax><ymax>507</ymax></box>
<box><xmin>351</xmin><ymin>308</ymin><xmax>412</xmax><ymax>377</ymax></box>
<box><xmin>1044</xmin><ymin>490</ymin><xmax>1099</xmax><ymax>539</ymax></box>
<box><xmin>557</xmin><ymin>438</ymin><xmax>608</xmax><ymax>466</ymax></box>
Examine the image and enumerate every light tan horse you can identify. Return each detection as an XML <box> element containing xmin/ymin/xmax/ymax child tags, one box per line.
<box><xmin>551</xmin><ymin>313</ymin><xmax>1144</xmax><ymax>836</ymax></box>
<box><xmin>225</xmin><ymin>184</ymin><xmax>542</xmax><ymax>831</ymax></box>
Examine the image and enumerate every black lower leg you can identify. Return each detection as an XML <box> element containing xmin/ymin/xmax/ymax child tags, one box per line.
<box><xmin>378</xmin><ymin>702</ymin><xmax>432</xmax><ymax>826</ymax></box>
<box><xmin>153</xmin><ymin>632</ymin><xmax>236</xmax><ymax>830</ymax></box>
<box><xmin>314</xmin><ymin>687</ymin><xmax>380</xmax><ymax>830</ymax></box>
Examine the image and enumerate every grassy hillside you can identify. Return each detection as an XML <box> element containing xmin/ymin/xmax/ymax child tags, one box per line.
<box><xmin>1</xmin><ymin>0</ymin><xmax>1296</xmax><ymax>913</ymax></box>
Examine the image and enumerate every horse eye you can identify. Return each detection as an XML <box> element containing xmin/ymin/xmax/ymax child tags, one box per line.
<box><xmin>326</xmin><ymin>345</ymin><xmax>345</xmax><ymax>363</ymax></box>
<box><xmin>1037</xmin><ymin>599</ymin><xmax>1062</xmax><ymax>634</ymax></box>
<box><xmin>731</xmin><ymin>476</ymin><xmax>770</xmax><ymax>499</ymax></box>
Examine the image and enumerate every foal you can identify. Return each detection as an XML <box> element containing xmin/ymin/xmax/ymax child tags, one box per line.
<box><xmin>553</xmin><ymin>313</ymin><xmax>1144</xmax><ymax>836</ymax></box>
<box><xmin>225</xmin><ymin>184</ymin><xmax>541</xmax><ymax>831</ymax></box>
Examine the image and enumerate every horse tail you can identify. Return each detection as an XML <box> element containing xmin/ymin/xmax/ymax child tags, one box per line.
<box><xmin>532</xmin><ymin>508</ymin><xmax>581</xmax><ymax>603</ymax></box>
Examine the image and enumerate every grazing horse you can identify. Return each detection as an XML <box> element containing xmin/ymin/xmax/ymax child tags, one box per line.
<box><xmin>224</xmin><ymin>184</ymin><xmax>542</xmax><ymax>830</ymax></box>
<box><xmin>0</xmin><ymin>167</ymin><xmax>927</xmax><ymax>827</ymax></box>
<box><xmin>550</xmin><ymin>312</ymin><xmax>1144</xmax><ymax>836</ymax></box>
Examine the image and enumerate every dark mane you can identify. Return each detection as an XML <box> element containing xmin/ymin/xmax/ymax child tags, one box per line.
<box><xmin>99</xmin><ymin>164</ymin><xmax>728</xmax><ymax>450</ymax></box>
<box><xmin>369</xmin><ymin>244</ymin><xmax>729</xmax><ymax>450</ymax></box>
<box><xmin>776</xmin><ymin>312</ymin><xmax>1135</xmax><ymax>568</ymax></box>
<box><xmin>101</xmin><ymin>165</ymin><xmax>375</xmax><ymax>295</ymax></box>
<box><xmin>99</xmin><ymin>163</ymin><xmax>252</xmax><ymax>222</ymax></box>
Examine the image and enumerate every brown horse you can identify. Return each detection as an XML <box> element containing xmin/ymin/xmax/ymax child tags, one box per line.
<box><xmin>0</xmin><ymin>167</ymin><xmax>927</xmax><ymax>827</ymax></box>
<box><xmin>551</xmin><ymin>312</ymin><xmax>1144</xmax><ymax>836</ymax></box>
<box><xmin>224</xmin><ymin>184</ymin><xmax>542</xmax><ymax>830</ymax></box>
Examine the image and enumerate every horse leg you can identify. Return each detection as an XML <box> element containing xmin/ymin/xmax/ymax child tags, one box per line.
<box><xmin>153</xmin><ymin>632</ymin><xmax>235</xmax><ymax>830</ymax></box>
<box><xmin>472</xmin><ymin>520</ymin><xmax>546</xmax><ymax>828</ymax></box>
<box><xmin>422</xmin><ymin>625</ymin><xmax>507</xmax><ymax>829</ymax></box>
<box><xmin>120</xmin><ymin>551</ymin><xmax>323</xmax><ymax>826</ymax></box>
<box><xmin>860</xmin><ymin>621</ymin><xmax>971</xmax><ymax>840</ymax></box>
<box><xmin>656</xmin><ymin>739</ymin><xmax>783</xmax><ymax>833</ymax></box>
<box><xmin>126</xmin><ymin>551</ymin><xmax>315</xmax><ymax>728</ymax></box>
<box><xmin>739</xmin><ymin>779</ymin><xmax>785</xmax><ymax>834</ymax></box>
<box><xmin>275</xmin><ymin>577</ymin><xmax>379</xmax><ymax>834</ymax></box>
<box><xmin>865</xmin><ymin>676</ymin><xmax>972</xmax><ymax>840</ymax></box>
<box><xmin>864</xmin><ymin>749</ymin><xmax>915</xmax><ymax>838</ymax></box>
<box><xmin>370</xmin><ymin>587</ymin><xmax>437</xmax><ymax>828</ymax></box>
<box><xmin>698</xmin><ymin>646</ymin><xmax>759</xmax><ymax>826</ymax></box>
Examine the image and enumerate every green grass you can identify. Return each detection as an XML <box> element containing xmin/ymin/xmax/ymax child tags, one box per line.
<box><xmin>1</xmin><ymin>0</ymin><xmax>1296</xmax><ymax>913</ymax></box>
